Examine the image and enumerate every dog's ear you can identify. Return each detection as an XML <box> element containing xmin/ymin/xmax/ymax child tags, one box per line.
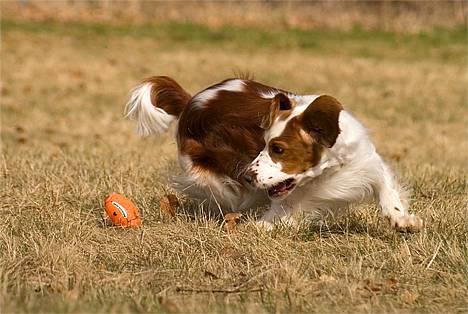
<box><xmin>300</xmin><ymin>95</ymin><xmax>343</xmax><ymax>148</ymax></box>
<box><xmin>261</xmin><ymin>93</ymin><xmax>292</xmax><ymax>129</ymax></box>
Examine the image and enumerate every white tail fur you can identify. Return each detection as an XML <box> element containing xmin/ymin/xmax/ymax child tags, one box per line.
<box><xmin>124</xmin><ymin>82</ymin><xmax>176</xmax><ymax>136</ymax></box>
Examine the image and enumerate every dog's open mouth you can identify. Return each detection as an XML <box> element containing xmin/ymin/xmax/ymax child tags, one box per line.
<box><xmin>268</xmin><ymin>178</ymin><xmax>296</xmax><ymax>198</ymax></box>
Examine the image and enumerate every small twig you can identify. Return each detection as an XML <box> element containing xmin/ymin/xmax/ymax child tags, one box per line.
<box><xmin>175</xmin><ymin>286</ymin><xmax>263</xmax><ymax>294</ymax></box>
<box><xmin>208</xmin><ymin>186</ymin><xmax>224</xmax><ymax>218</ymax></box>
<box><xmin>426</xmin><ymin>241</ymin><xmax>443</xmax><ymax>270</ymax></box>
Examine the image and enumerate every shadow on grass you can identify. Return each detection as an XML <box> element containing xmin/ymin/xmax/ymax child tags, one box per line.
<box><xmin>147</xmin><ymin>161</ymin><xmax>405</xmax><ymax>240</ymax></box>
<box><xmin>169</xmin><ymin>193</ymin><xmax>391</xmax><ymax>241</ymax></box>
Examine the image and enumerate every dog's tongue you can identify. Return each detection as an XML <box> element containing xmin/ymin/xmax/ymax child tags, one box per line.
<box><xmin>271</xmin><ymin>182</ymin><xmax>287</xmax><ymax>193</ymax></box>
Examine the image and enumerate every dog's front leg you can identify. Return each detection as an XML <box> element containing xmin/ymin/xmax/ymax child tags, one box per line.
<box><xmin>256</xmin><ymin>201</ymin><xmax>299</xmax><ymax>230</ymax></box>
<box><xmin>375</xmin><ymin>159</ymin><xmax>423</xmax><ymax>233</ymax></box>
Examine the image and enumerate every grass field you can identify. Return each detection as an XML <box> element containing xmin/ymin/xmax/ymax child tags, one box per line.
<box><xmin>1</xmin><ymin>17</ymin><xmax>467</xmax><ymax>313</ymax></box>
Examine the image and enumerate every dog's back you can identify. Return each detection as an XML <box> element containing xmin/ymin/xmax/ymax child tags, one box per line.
<box><xmin>178</xmin><ymin>79</ymin><xmax>285</xmax><ymax>181</ymax></box>
<box><xmin>125</xmin><ymin>77</ymin><xmax>287</xmax><ymax>209</ymax></box>
<box><xmin>126</xmin><ymin>77</ymin><xmax>290</xmax><ymax>182</ymax></box>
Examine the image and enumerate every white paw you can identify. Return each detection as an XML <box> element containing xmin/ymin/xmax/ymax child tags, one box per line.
<box><xmin>280</xmin><ymin>215</ymin><xmax>299</xmax><ymax>229</ymax></box>
<box><xmin>255</xmin><ymin>220</ymin><xmax>274</xmax><ymax>231</ymax></box>
<box><xmin>391</xmin><ymin>214</ymin><xmax>423</xmax><ymax>233</ymax></box>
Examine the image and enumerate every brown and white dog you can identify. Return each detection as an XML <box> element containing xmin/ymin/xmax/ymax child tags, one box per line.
<box><xmin>125</xmin><ymin>76</ymin><xmax>423</xmax><ymax>232</ymax></box>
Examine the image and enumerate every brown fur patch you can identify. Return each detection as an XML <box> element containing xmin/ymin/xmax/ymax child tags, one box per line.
<box><xmin>261</xmin><ymin>93</ymin><xmax>294</xmax><ymax>129</ymax></box>
<box><xmin>144</xmin><ymin>76</ymin><xmax>192</xmax><ymax>117</ymax></box>
<box><xmin>300</xmin><ymin>95</ymin><xmax>343</xmax><ymax>148</ymax></box>
<box><xmin>269</xmin><ymin>117</ymin><xmax>324</xmax><ymax>174</ymax></box>
<box><xmin>268</xmin><ymin>95</ymin><xmax>343</xmax><ymax>174</ymax></box>
<box><xmin>178</xmin><ymin>79</ymin><xmax>289</xmax><ymax>182</ymax></box>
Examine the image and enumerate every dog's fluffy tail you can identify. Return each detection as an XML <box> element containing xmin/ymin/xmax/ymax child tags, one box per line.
<box><xmin>125</xmin><ymin>76</ymin><xmax>191</xmax><ymax>136</ymax></box>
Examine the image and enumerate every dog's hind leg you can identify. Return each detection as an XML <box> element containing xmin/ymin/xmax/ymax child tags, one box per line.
<box><xmin>172</xmin><ymin>154</ymin><xmax>247</xmax><ymax>213</ymax></box>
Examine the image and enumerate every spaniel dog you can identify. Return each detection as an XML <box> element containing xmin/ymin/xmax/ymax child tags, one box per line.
<box><xmin>125</xmin><ymin>76</ymin><xmax>422</xmax><ymax>232</ymax></box>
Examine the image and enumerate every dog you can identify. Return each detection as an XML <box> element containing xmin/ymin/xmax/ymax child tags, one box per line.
<box><xmin>125</xmin><ymin>76</ymin><xmax>423</xmax><ymax>232</ymax></box>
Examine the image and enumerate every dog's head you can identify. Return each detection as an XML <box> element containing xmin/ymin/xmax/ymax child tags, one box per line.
<box><xmin>245</xmin><ymin>93</ymin><xmax>343</xmax><ymax>200</ymax></box>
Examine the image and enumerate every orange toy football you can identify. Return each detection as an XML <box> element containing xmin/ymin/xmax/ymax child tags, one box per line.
<box><xmin>105</xmin><ymin>193</ymin><xmax>141</xmax><ymax>227</ymax></box>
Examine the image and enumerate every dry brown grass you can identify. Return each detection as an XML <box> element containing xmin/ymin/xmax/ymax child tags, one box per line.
<box><xmin>3</xmin><ymin>0</ymin><xmax>467</xmax><ymax>33</ymax></box>
<box><xmin>1</xmin><ymin>17</ymin><xmax>467</xmax><ymax>313</ymax></box>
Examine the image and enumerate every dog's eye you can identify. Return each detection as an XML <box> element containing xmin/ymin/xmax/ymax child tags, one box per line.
<box><xmin>271</xmin><ymin>144</ymin><xmax>284</xmax><ymax>155</ymax></box>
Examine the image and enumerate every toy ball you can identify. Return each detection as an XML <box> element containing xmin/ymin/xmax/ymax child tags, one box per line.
<box><xmin>104</xmin><ymin>193</ymin><xmax>141</xmax><ymax>227</ymax></box>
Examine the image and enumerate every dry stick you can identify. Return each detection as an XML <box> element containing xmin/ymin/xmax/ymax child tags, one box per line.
<box><xmin>208</xmin><ymin>185</ymin><xmax>224</xmax><ymax>218</ymax></box>
<box><xmin>177</xmin><ymin>268</ymin><xmax>273</xmax><ymax>294</ymax></box>
<box><xmin>175</xmin><ymin>286</ymin><xmax>263</xmax><ymax>294</ymax></box>
<box><xmin>426</xmin><ymin>241</ymin><xmax>443</xmax><ymax>270</ymax></box>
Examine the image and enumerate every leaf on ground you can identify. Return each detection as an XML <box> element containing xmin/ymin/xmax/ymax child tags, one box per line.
<box><xmin>160</xmin><ymin>194</ymin><xmax>179</xmax><ymax>217</ymax></box>
<box><xmin>384</xmin><ymin>278</ymin><xmax>398</xmax><ymax>288</ymax></box>
<box><xmin>391</xmin><ymin>153</ymin><xmax>402</xmax><ymax>162</ymax></box>
<box><xmin>319</xmin><ymin>274</ymin><xmax>337</xmax><ymax>282</ymax></box>
<box><xmin>219</xmin><ymin>246</ymin><xmax>241</xmax><ymax>259</ymax></box>
<box><xmin>224</xmin><ymin>212</ymin><xmax>243</xmax><ymax>233</ymax></box>
<box><xmin>157</xmin><ymin>296</ymin><xmax>179</xmax><ymax>313</ymax></box>
<box><xmin>17</xmin><ymin>136</ymin><xmax>27</xmax><ymax>144</ymax></box>
<box><xmin>399</xmin><ymin>244</ymin><xmax>412</xmax><ymax>258</ymax></box>
<box><xmin>362</xmin><ymin>279</ymin><xmax>382</xmax><ymax>292</ymax></box>
<box><xmin>361</xmin><ymin>278</ymin><xmax>398</xmax><ymax>292</ymax></box>
<box><xmin>204</xmin><ymin>270</ymin><xmax>219</xmax><ymax>280</ymax></box>
<box><xmin>400</xmin><ymin>290</ymin><xmax>419</xmax><ymax>304</ymax></box>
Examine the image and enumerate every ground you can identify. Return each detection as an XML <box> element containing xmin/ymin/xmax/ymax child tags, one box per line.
<box><xmin>1</xmin><ymin>18</ymin><xmax>467</xmax><ymax>313</ymax></box>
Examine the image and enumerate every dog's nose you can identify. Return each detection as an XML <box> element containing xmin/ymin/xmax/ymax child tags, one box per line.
<box><xmin>244</xmin><ymin>174</ymin><xmax>253</xmax><ymax>184</ymax></box>
<box><xmin>243</xmin><ymin>171</ymin><xmax>256</xmax><ymax>185</ymax></box>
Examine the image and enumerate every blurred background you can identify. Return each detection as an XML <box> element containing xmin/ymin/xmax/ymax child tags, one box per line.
<box><xmin>2</xmin><ymin>0</ymin><xmax>466</xmax><ymax>164</ymax></box>
<box><xmin>3</xmin><ymin>0</ymin><xmax>466</xmax><ymax>32</ymax></box>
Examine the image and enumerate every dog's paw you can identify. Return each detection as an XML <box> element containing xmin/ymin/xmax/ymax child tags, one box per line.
<box><xmin>255</xmin><ymin>220</ymin><xmax>274</xmax><ymax>231</ymax></box>
<box><xmin>391</xmin><ymin>214</ymin><xmax>423</xmax><ymax>233</ymax></box>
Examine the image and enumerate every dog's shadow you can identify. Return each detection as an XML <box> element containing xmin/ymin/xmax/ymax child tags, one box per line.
<box><xmin>167</xmin><ymin>194</ymin><xmax>391</xmax><ymax>241</ymax></box>
<box><xmin>297</xmin><ymin>218</ymin><xmax>389</xmax><ymax>241</ymax></box>
<box><xmin>156</xmin><ymin>165</ymin><xmax>392</xmax><ymax>241</ymax></box>
<box><xmin>172</xmin><ymin>195</ymin><xmax>265</xmax><ymax>224</ymax></box>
